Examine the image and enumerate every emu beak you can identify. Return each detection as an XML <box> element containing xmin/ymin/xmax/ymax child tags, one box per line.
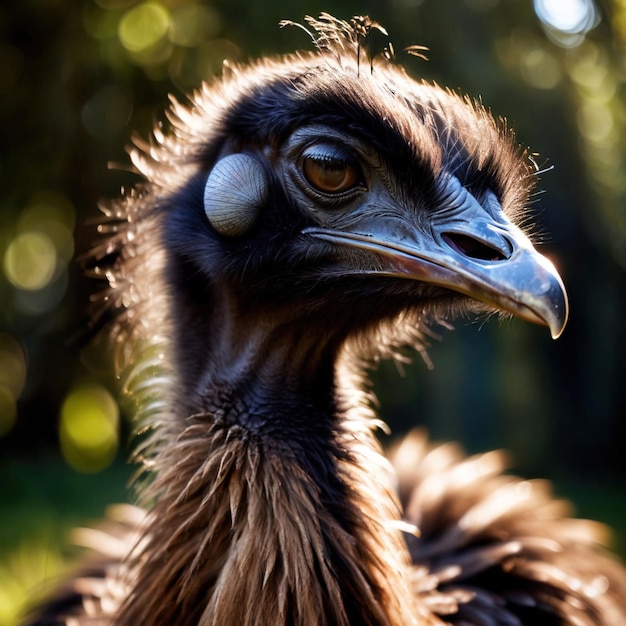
<box><xmin>304</xmin><ymin>186</ymin><xmax>569</xmax><ymax>339</ymax></box>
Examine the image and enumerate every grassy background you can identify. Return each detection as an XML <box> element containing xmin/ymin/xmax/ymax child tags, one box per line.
<box><xmin>0</xmin><ymin>457</ymin><xmax>132</xmax><ymax>625</ymax></box>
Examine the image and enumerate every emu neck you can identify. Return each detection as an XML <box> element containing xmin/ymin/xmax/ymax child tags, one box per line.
<box><xmin>118</xmin><ymin>283</ymin><xmax>419</xmax><ymax>625</ymax></box>
<box><xmin>172</xmin><ymin>283</ymin><xmax>350</xmax><ymax>441</ymax></box>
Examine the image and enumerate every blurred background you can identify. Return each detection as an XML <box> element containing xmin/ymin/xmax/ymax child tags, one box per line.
<box><xmin>1</xmin><ymin>0</ymin><xmax>625</xmax><ymax>622</ymax></box>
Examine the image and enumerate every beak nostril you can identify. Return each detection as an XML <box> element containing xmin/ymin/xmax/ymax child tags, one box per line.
<box><xmin>442</xmin><ymin>233</ymin><xmax>508</xmax><ymax>262</ymax></box>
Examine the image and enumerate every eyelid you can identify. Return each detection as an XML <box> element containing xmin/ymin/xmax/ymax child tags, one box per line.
<box><xmin>301</xmin><ymin>144</ymin><xmax>356</xmax><ymax>171</ymax></box>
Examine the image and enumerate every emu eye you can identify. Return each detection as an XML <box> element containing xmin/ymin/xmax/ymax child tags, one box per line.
<box><xmin>301</xmin><ymin>144</ymin><xmax>362</xmax><ymax>194</ymax></box>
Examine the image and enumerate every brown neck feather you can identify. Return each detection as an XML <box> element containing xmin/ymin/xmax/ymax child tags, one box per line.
<box><xmin>118</xmin><ymin>404</ymin><xmax>424</xmax><ymax>625</ymax></box>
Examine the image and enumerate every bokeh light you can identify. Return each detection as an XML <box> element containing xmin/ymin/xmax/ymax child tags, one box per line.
<box><xmin>84</xmin><ymin>0</ymin><xmax>243</xmax><ymax>88</ymax></box>
<box><xmin>59</xmin><ymin>383</ymin><xmax>120</xmax><ymax>473</ymax></box>
<box><xmin>3</xmin><ymin>232</ymin><xmax>57</xmax><ymax>291</ymax></box>
<box><xmin>535</xmin><ymin>0</ymin><xmax>593</xmax><ymax>32</ymax></box>
<box><xmin>1</xmin><ymin>192</ymin><xmax>75</xmax><ymax>316</ymax></box>
<box><xmin>118</xmin><ymin>2</ymin><xmax>170</xmax><ymax>53</ymax></box>
<box><xmin>534</xmin><ymin>0</ymin><xmax>599</xmax><ymax>47</ymax></box>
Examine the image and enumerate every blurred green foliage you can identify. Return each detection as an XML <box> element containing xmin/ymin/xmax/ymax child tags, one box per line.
<box><xmin>0</xmin><ymin>457</ymin><xmax>132</xmax><ymax>625</ymax></box>
<box><xmin>1</xmin><ymin>0</ymin><xmax>626</xmax><ymax>623</ymax></box>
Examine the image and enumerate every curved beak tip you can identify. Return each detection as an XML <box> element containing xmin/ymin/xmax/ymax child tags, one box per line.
<box><xmin>548</xmin><ymin>293</ymin><xmax>569</xmax><ymax>340</ymax></box>
<box><xmin>526</xmin><ymin>259</ymin><xmax>568</xmax><ymax>340</ymax></box>
<box><xmin>549</xmin><ymin>309</ymin><xmax>568</xmax><ymax>340</ymax></box>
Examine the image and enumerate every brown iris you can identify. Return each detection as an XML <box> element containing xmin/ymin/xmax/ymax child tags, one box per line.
<box><xmin>300</xmin><ymin>143</ymin><xmax>362</xmax><ymax>194</ymax></box>
<box><xmin>303</xmin><ymin>158</ymin><xmax>360</xmax><ymax>193</ymax></box>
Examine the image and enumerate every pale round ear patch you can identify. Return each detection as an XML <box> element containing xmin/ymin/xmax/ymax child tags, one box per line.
<box><xmin>203</xmin><ymin>153</ymin><xmax>268</xmax><ymax>237</ymax></box>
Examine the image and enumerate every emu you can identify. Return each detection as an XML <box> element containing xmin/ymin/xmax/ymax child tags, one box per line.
<box><xmin>28</xmin><ymin>14</ymin><xmax>626</xmax><ymax>626</ymax></box>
